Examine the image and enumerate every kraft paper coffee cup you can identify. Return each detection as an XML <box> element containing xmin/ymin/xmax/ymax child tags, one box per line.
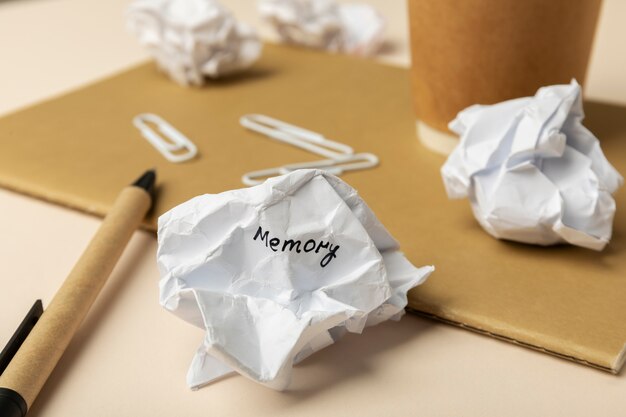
<box><xmin>407</xmin><ymin>0</ymin><xmax>602</xmax><ymax>155</ymax></box>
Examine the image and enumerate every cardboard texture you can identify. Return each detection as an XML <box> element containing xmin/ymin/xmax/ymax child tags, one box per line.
<box><xmin>407</xmin><ymin>0</ymin><xmax>602</xmax><ymax>132</ymax></box>
<box><xmin>0</xmin><ymin>44</ymin><xmax>624</xmax><ymax>373</ymax></box>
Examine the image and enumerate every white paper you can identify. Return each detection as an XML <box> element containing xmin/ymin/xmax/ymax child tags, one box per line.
<box><xmin>127</xmin><ymin>0</ymin><xmax>262</xmax><ymax>86</ymax></box>
<box><xmin>157</xmin><ymin>169</ymin><xmax>433</xmax><ymax>390</ymax></box>
<box><xmin>258</xmin><ymin>0</ymin><xmax>385</xmax><ymax>56</ymax></box>
<box><xmin>442</xmin><ymin>80</ymin><xmax>623</xmax><ymax>250</ymax></box>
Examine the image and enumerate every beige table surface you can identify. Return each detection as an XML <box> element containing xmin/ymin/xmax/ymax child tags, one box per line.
<box><xmin>1</xmin><ymin>1</ymin><xmax>625</xmax><ymax>416</ymax></box>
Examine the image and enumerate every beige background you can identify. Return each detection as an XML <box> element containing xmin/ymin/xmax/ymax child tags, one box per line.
<box><xmin>0</xmin><ymin>1</ymin><xmax>625</xmax><ymax>416</ymax></box>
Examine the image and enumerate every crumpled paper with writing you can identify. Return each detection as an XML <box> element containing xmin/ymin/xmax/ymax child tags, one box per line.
<box><xmin>158</xmin><ymin>169</ymin><xmax>433</xmax><ymax>390</ymax></box>
<box><xmin>258</xmin><ymin>0</ymin><xmax>385</xmax><ymax>56</ymax></box>
<box><xmin>127</xmin><ymin>0</ymin><xmax>262</xmax><ymax>86</ymax></box>
<box><xmin>442</xmin><ymin>80</ymin><xmax>623</xmax><ymax>250</ymax></box>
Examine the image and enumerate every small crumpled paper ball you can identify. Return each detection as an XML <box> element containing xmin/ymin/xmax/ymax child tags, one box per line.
<box><xmin>442</xmin><ymin>80</ymin><xmax>623</xmax><ymax>250</ymax></box>
<box><xmin>157</xmin><ymin>169</ymin><xmax>433</xmax><ymax>390</ymax></box>
<box><xmin>258</xmin><ymin>0</ymin><xmax>385</xmax><ymax>56</ymax></box>
<box><xmin>127</xmin><ymin>0</ymin><xmax>262</xmax><ymax>86</ymax></box>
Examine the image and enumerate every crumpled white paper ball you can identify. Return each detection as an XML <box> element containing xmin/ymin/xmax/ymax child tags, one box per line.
<box><xmin>258</xmin><ymin>0</ymin><xmax>385</xmax><ymax>56</ymax></box>
<box><xmin>442</xmin><ymin>80</ymin><xmax>623</xmax><ymax>250</ymax></box>
<box><xmin>157</xmin><ymin>169</ymin><xmax>433</xmax><ymax>390</ymax></box>
<box><xmin>127</xmin><ymin>0</ymin><xmax>262</xmax><ymax>86</ymax></box>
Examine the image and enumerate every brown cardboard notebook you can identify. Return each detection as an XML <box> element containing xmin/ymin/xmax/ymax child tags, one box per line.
<box><xmin>0</xmin><ymin>44</ymin><xmax>624</xmax><ymax>373</ymax></box>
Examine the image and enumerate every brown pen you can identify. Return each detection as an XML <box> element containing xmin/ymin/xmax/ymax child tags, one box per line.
<box><xmin>0</xmin><ymin>169</ymin><xmax>156</xmax><ymax>417</ymax></box>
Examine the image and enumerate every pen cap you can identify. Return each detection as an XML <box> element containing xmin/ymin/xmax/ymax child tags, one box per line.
<box><xmin>0</xmin><ymin>388</ymin><xmax>27</xmax><ymax>417</ymax></box>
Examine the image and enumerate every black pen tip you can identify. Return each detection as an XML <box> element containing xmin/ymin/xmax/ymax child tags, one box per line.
<box><xmin>132</xmin><ymin>169</ymin><xmax>157</xmax><ymax>199</ymax></box>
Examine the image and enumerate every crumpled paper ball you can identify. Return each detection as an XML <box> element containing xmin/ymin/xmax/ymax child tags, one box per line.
<box><xmin>442</xmin><ymin>80</ymin><xmax>623</xmax><ymax>250</ymax></box>
<box><xmin>127</xmin><ymin>0</ymin><xmax>262</xmax><ymax>86</ymax></box>
<box><xmin>158</xmin><ymin>169</ymin><xmax>433</xmax><ymax>390</ymax></box>
<box><xmin>258</xmin><ymin>0</ymin><xmax>385</xmax><ymax>56</ymax></box>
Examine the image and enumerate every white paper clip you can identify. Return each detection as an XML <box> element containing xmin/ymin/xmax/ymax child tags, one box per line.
<box><xmin>133</xmin><ymin>113</ymin><xmax>198</xmax><ymax>163</ymax></box>
<box><xmin>240</xmin><ymin>114</ymin><xmax>353</xmax><ymax>159</ymax></box>
<box><xmin>240</xmin><ymin>114</ymin><xmax>379</xmax><ymax>186</ymax></box>
<box><xmin>242</xmin><ymin>153</ymin><xmax>379</xmax><ymax>186</ymax></box>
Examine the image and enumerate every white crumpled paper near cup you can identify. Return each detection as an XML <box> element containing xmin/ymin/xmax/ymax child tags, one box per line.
<box><xmin>441</xmin><ymin>80</ymin><xmax>623</xmax><ymax>250</ymax></box>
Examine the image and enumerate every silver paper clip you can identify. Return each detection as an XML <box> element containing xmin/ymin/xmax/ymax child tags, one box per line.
<box><xmin>133</xmin><ymin>113</ymin><xmax>198</xmax><ymax>163</ymax></box>
<box><xmin>240</xmin><ymin>114</ymin><xmax>354</xmax><ymax>159</ymax></box>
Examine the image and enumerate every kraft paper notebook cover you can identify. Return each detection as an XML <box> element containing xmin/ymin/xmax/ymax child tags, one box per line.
<box><xmin>0</xmin><ymin>44</ymin><xmax>624</xmax><ymax>373</ymax></box>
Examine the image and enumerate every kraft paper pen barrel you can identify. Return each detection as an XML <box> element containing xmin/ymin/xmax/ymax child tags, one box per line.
<box><xmin>0</xmin><ymin>169</ymin><xmax>156</xmax><ymax>417</ymax></box>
